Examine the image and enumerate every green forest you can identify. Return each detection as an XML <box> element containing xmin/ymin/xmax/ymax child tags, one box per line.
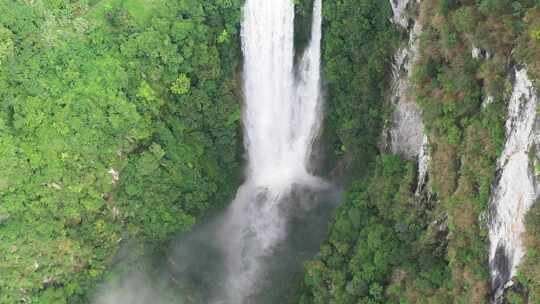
<box><xmin>297</xmin><ymin>0</ymin><xmax>540</xmax><ymax>303</ymax></box>
<box><xmin>1</xmin><ymin>0</ymin><xmax>540</xmax><ymax>303</ymax></box>
<box><xmin>0</xmin><ymin>0</ymin><xmax>243</xmax><ymax>302</ymax></box>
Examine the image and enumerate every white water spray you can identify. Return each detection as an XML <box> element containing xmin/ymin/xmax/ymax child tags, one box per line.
<box><xmin>219</xmin><ymin>0</ymin><xmax>324</xmax><ymax>302</ymax></box>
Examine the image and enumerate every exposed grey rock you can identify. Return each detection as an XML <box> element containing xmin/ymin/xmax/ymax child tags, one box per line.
<box><xmin>416</xmin><ymin>135</ymin><xmax>430</xmax><ymax>196</ymax></box>
<box><xmin>389</xmin><ymin>0</ymin><xmax>411</xmax><ymax>28</ymax></box>
<box><xmin>389</xmin><ymin>0</ymin><xmax>426</xmax><ymax>163</ymax></box>
<box><xmin>489</xmin><ymin>68</ymin><xmax>540</xmax><ymax>303</ymax></box>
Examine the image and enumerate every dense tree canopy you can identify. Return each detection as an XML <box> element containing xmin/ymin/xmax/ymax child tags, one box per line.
<box><xmin>297</xmin><ymin>0</ymin><xmax>540</xmax><ymax>303</ymax></box>
<box><xmin>299</xmin><ymin>155</ymin><xmax>450</xmax><ymax>304</ymax></box>
<box><xmin>0</xmin><ymin>0</ymin><xmax>243</xmax><ymax>302</ymax></box>
<box><xmin>320</xmin><ymin>0</ymin><xmax>398</xmax><ymax>177</ymax></box>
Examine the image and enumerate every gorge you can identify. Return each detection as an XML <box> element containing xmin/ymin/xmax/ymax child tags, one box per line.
<box><xmin>2</xmin><ymin>0</ymin><xmax>540</xmax><ymax>303</ymax></box>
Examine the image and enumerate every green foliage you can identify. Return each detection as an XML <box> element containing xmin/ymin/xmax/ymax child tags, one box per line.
<box><xmin>452</xmin><ymin>7</ymin><xmax>475</xmax><ymax>34</ymax></box>
<box><xmin>0</xmin><ymin>26</ymin><xmax>13</xmax><ymax>64</ymax></box>
<box><xmin>0</xmin><ymin>0</ymin><xmax>243</xmax><ymax>302</ymax></box>
<box><xmin>532</xmin><ymin>28</ymin><xmax>540</xmax><ymax>40</ymax></box>
<box><xmin>506</xmin><ymin>201</ymin><xmax>540</xmax><ymax>303</ymax></box>
<box><xmin>408</xmin><ymin>0</ymin><xmax>528</xmax><ymax>301</ymax></box>
<box><xmin>319</xmin><ymin>0</ymin><xmax>398</xmax><ymax>179</ymax></box>
<box><xmin>294</xmin><ymin>0</ymin><xmax>314</xmax><ymax>59</ymax></box>
<box><xmin>298</xmin><ymin>156</ymin><xmax>450</xmax><ymax>304</ymax></box>
<box><xmin>171</xmin><ymin>74</ymin><xmax>192</xmax><ymax>95</ymax></box>
<box><xmin>300</xmin><ymin>0</ymin><xmax>537</xmax><ymax>302</ymax></box>
<box><xmin>516</xmin><ymin>5</ymin><xmax>540</xmax><ymax>82</ymax></box>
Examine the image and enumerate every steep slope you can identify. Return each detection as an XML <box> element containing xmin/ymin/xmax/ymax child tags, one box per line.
<box><xmin>297</xmin><ymin>0</ymin><xmax>540</xmax><ymax>303</ymax></box>
<box><xmin>489</xmin><ymin>68</ymin><xmax>539</xmax><ymax>302</ymax></box>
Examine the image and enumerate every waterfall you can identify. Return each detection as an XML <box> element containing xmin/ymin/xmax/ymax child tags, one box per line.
<box><xmin>489</xmin><ymin>68</ymin><xmax>539</xmax><ymax>302</ymax></box>
<box><xmin>240</xmin><ymin>0</ymin><xmax>322</xmax><ymax>189</ymax></box>
<box><xmin>218</xmin><ymin>0</ymin><xmax>324</xmax><ymax>302</ymax></box>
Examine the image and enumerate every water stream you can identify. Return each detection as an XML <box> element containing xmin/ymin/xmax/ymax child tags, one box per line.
<box><xmin>218</xmin><ymin>0</ymin><xmax>327</xmax><ymax>302</ymax></box>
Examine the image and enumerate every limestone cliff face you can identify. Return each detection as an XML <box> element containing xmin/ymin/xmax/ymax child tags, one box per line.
<box><xmin>390</xmin><ymin>2</ymin><xmax>540</xmax><ymax>301</ymax></box>
<box><xmin>489</xmin><ymin>68</ymin><xmax>540</xmax><ymax>302</ymax></box>
<box><xmin>388</xmin><ymin>0</ymin><xmax>429</xmax><ymax>194</ymax></box>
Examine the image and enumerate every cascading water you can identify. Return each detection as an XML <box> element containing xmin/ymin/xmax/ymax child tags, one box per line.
<box><xmin>91</xmin><ymin>2</ymin><xmax>331</xmax><ymax>303</ymax></box>
<box><xmin>218</xmin><ymin>0</ymin><xmax>324</xmax><ymax>302</ymax></box>
<box><xmin>489</xmin><ymin>68</ymin><xmax>540</xmax><ymax>302</ymax></box>
<box><xmin>239</xmin><ymin>0</ymin><xmax>323</xmax><ymax>188</ymax></box>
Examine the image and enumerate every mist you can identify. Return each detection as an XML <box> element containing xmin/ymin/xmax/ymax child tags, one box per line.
<box><xmin>91</xmin><ymin>184</ymin><xmax>340</xmax><ymax>304</ymax></box>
